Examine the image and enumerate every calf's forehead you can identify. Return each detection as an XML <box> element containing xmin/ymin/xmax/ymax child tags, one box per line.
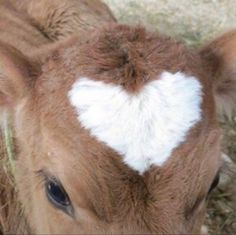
<box><xmin>28</xmin><ymin>26</ymin><xmax>222</xmax><ymax>225</ymax></box>
<box><xmin>68</xmin><ymin>72</ymin><xmax>203</xmax><ymax>174</ymax></box>
<box><xmin>34</xmin><ymin>25</ymin><xmax>218</xmax><ymax>175</ymax></box>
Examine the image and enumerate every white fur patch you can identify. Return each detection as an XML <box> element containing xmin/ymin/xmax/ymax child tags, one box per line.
<box><xmin>68</xmin><ymin>72</ymin><xmax>202</xmax><ymax>173</ymax></box>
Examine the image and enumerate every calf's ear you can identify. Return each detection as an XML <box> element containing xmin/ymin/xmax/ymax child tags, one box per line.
<box><xmin>200</xmin><ymin>30</ymin><xmax>236</xmax><ymax>119</ymax></box>
<box><xmin>0</xmin><ymin>42</ymin><xmax>40</xmax><ymax>107</ymax></box>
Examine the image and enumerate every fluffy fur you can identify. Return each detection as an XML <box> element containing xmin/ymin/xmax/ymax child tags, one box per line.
<box><xmin>0</xmin><ymin>0</ymin><xmax>115</xmax><ymax>234</ymax></box>
<box><xmin>68</xmin><ymin>72</ymin><xmax>203</xmax><ymax>173</ymax></box>
<box><xmin>0</xmin><ymin>0</ymin><xmax>234</xmax><ymax>234</ymax></box>
<box><xmin>200</xmin><ymin>29</ymin><xmax>236</xmax><ymax>119</ymax></box>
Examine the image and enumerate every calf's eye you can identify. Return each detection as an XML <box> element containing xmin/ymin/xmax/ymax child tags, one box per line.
<box><xmin>208</xmin><ymin>172</ymin><xmax>220</xmax><ymax>194</ymax></box>
<box><xmin>46</xmin><ymin>180</ymin><xmax>70</xmax><ymax>206</ymax></box>
<box><xmin>45</xmin><ymin>178</ymin><xmax>74</xmax><ymax>217</ymax></box>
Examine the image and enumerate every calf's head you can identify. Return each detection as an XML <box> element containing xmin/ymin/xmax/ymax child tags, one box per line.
<box><xmin>0</xmin><ymin>25</ymin><xmax>234</xmax><ymax>234</ymax></box>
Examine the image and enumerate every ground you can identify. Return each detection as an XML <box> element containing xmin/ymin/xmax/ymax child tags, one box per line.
<box><xmin>104</xmin><ymin>0</ymin><xmax>236</xmax><ymax>47</ymax></box>
<box><xmin>103</xmin><ymin>1</ymin><xmax>236</xmax><ymax>234</ymax></box>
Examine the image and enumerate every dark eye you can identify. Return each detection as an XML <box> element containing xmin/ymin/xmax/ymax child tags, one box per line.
<box><xmin>208</xmin><ymin>172</ymin><xmax>220</xmax><ymax>194</ymax></box>
<box><xmin>46</xmin><ymin>179</ymin><xmax>74</xmax><ymax>217</ymax></box>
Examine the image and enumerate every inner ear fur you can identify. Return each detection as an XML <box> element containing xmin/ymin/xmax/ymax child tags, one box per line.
<box><xmin>0</xmin><ymin>41</ymin><xmax>40</xmax><ymax>106</ymax></box>
<box><xmin>200</xmin><ymin>30</ymin><xmax>236</xmax><ymax>119</ymax></box>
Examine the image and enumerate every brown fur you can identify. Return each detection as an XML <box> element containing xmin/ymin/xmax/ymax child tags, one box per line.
<box><xmin>0</xmin><ymin>1</ymin><xmax>234</xmax><ymax>234</ymax></box>
<box><xmin>11</xmin><ymin>0</ymin><xmax>116</xmax><ymax>41</ymax></box>
<box><xmin>200</xmin><ymin>29</ymin><xmax>236</xmax><ymax>118</ymax></box>
<box><xmin>0</xmin><ymin>0</ymin><xmax>115</xmax><ymax>234</ymax></box>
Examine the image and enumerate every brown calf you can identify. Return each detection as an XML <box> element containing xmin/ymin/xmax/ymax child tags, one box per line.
<box><xmin>0</xmin><ymin>0</ymin><xmax>235</xmax><ymax>234</ymax></box>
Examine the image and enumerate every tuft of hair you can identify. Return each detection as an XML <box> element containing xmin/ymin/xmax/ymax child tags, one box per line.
<box><xmin>200</xmin><ymin>30</ymin><xmax>236</xmax><ymax>120</ymax></box>
<box><xmin>88</xmin><ymin>24</ymin><xmax>149</xmax><ymax>92</ymax></box>
<box><xmin>73</xmin><ymin>24</ymin><xmax>190</xmax><ymax>93</ymax></box>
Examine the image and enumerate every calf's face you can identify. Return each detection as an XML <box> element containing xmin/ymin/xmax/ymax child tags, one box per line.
<box><xmin>0</xmin><ymin>25</ymin><xmax>231</xmax><ymax>234</ymax></box>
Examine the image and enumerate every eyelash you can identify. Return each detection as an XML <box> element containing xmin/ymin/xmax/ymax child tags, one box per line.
<box><xmin>35</xmin><ymin>169</ymin><xmax>48</xmax><ymax>188</ymax></box>
<box><xmin>35</xmin><ymin>170</ymin><xmax>60</xmax><ymax>201</ymax></box>
<box><xmin>35</xmin><ymin>169</ymin><xmax>58</xmax><ymax>183</ymax></box>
